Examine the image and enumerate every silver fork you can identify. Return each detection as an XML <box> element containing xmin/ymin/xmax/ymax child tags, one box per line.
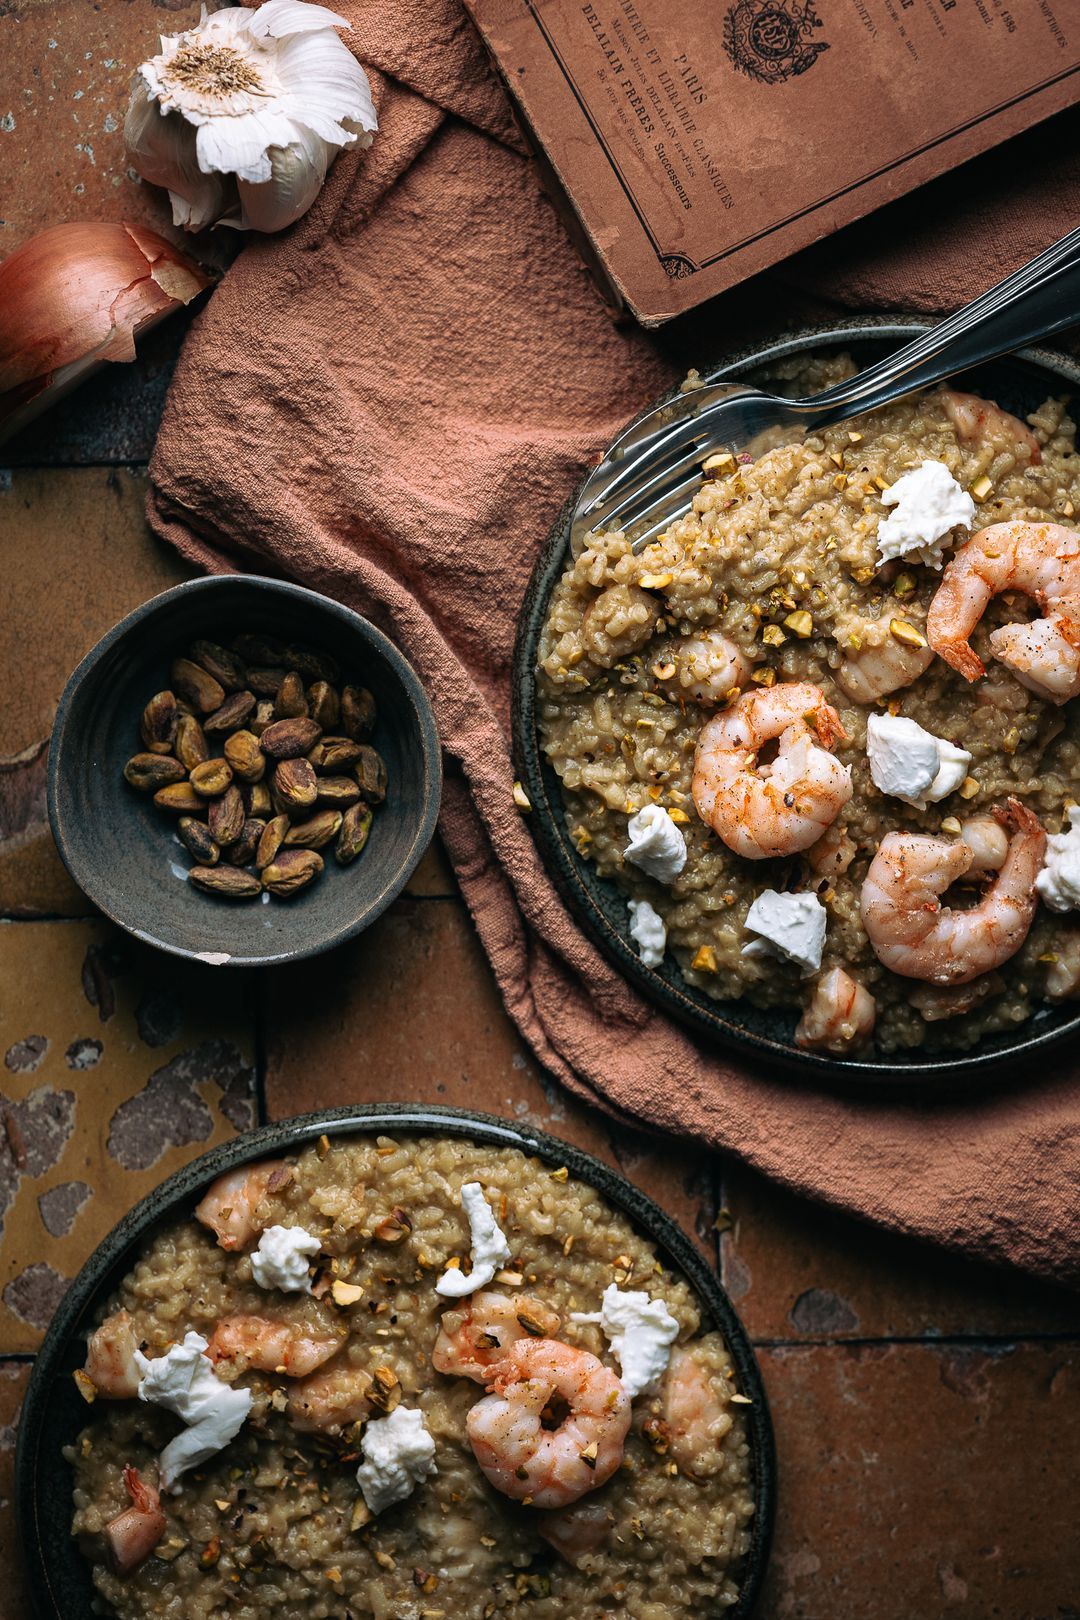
<box><xmin>572</xmin><ymin>224</ymin><xmax>1080</xmax><ymax>554</ymax></box>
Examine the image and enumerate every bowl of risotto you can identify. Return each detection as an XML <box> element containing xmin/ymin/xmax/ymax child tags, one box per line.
<box><xmin>17</xmin><ymin>1105</ymin><xmax>773</xmax><ymax>1619</ymax></box>
<box><xmin>514</xmin><ymin>322</ymin><xmax>1080</xmax><ymax>1080</ymax></box>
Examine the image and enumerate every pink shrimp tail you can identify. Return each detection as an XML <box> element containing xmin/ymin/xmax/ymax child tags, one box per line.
<box><xmin>935</xmin><ymin>636</ymin><xmax>986</xmax><ymax>683</ymax></box>
<box><xmin>814</xmin><ymin>703</ymin><xmax>847</xmax><ymax>747</ymax></box>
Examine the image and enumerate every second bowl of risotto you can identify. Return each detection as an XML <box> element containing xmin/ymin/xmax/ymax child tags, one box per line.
<box><xmin>515</xmin><ymin>323</ymin><xmax>1080</xmax><ymax>1079</ymax></box>
<box><xmin>17</xmin><ymin>1105</ymin><xmax>773</xmax><ymax>1620</ymax></box>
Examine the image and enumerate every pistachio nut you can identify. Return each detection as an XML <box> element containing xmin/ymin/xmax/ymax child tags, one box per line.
<box><xmin>175</xmin><ymin>713</ymin><xmax>210</xmax><ymax>772</ymax></box>
<box><xmin>307</xmin><ymin>681</ymin><xmax>340</xmax><ymax>731</ymax></box>
<box><xmin>249</xmin><ymin>698</ymin><xmax>276</xmax><ymax>736</ymax></box>
<box><xmin>261</xmin><ymin>717</ymin><xmax>323</xmax><ymax>760</ymax></box>
<box><xmin>178</xmin><ymin>816</ymin><xmax>220</xmax><ymax>865</ymax></box>
<box><xmin>246</xmin><ymin>666</ymin><xmax>287</xmax><ymax>698</ymax></box>
<box><xmin>284</xmin><ymin>809</ymin><xmax>342</xmax><ymax>850</ymax></box>
<box><xmin>315</xmin><ymin>775</ymin><xmax>361</xmax><ymax>809</ymax></box>
<box><xmin>336</xmin><ymin>802</ymin><xmax>373</xmax><ymax>865</ymax></box>
<box><xmin>284</xmin><ymin>644</ymin><xmax>339</xmax><ymax>684</ymax></box>
<box><xmin>224</xmin><ymin>729</ymin><xmax>266</xmax><ymax>783</ymax></box>
<box><xmin>190</xmin><ymin>640</ymin><xmax>248</xmax><ymax>693</ymax></box>
<box><xmin>340</xmin><ymin>685</ymin><xmax>377</xmax><ymax>741</ymax></box>
<box><xmin>204</xmin><ymin>690</ymin><xmax>256</xmax><ymax>735</ymax></box>
<box><xmin>153</xmin><ymin>781</ymin><xmax>205</xmax><ymax>813</ymax></box>
<box><xmin>208</xmin><ymin>784</ymin><xmax>246</xmax><ymax>846</ymax></box>
<box><xmin>245</xmin><ymin>781</ymin><xmax>273</xmax><ymax>818</ymax></box>
<box><xmin>273</xmin><ymin>756</ymin><xmax>318</xmax><ymax>811</ymax></box>
<box><xmin>354</xmin><ymin>745</ymin><xmax>388</xmax><ymax>804</ymax></box>
<box><xmin>307</xmin><ymin>737</ymin><xmax>363</xmax><ymax>772</ymax></box>
<box><xmin>190</xmin><ymin>757</ymin><xmax>234</xmax><ymax>797</ymax></box>
<box><xmin>228</xmin><ymin>817</ymin><xmax>266</xmax><ymax>867</ymax></box>
<box><xmin>231</xmin><ymin>633</ymin><xmax>287</xmax><ymax>665</ymax></box>
<box><xmin>139</xmin><ymin>691</ymin><xmax>178</xmax><ymax>755</ymax></box>
<box><xmin>189</xmin><ymin>865</ymin><xmax>262</xmax><ymax>899</ymax></box>
<box><xmin>273</xmin><ymin>670</ymin><xmax>309</xmax><ymax>720</ymax></box>
<box><xmin>262</xmin><ymin>848</ymin><xmax>324</xmax><ymax>897</ymax></box>
<box><xmin>124</xmin><ymin>753</ymin><xmax>186</xmax><ymax>793</ymax></box>
<box><xmin>171</xmin><ymin>657</ymin><xmax>226</xmax><ymax>715</ymax></box>
<box><xmin>256</xmin><ymin>814</ymin><xmax>290</xmax><ymax>871</ymax></box>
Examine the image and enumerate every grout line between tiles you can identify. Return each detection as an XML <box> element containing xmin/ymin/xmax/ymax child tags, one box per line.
<box><xmin>751</xmin><ymin>1330</ymin><xmax>1080</xmax><ymax>1349</ymax></box>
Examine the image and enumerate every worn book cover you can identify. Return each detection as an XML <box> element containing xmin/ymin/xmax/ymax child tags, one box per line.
<box><xmin>464</xmin><ymin>0</ymin><xmax>1079</xmax><ymax>324</ymax></box>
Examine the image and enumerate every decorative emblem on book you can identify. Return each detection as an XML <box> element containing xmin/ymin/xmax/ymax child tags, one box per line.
<box><xmin>661</xmin><ymin>254</ymin><xmax>697</xmax><ymax>280</ymax></box>
<box><xmin>723</xmin><ymin>0</ymin><xmax>830</xmax><ymax>85</ymax></box>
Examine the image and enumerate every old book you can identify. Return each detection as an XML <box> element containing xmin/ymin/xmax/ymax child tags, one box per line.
<box><xmin>464</xmin><ymin>0</ymin><xmax>1079</xmax><ymax>324</ymax></box>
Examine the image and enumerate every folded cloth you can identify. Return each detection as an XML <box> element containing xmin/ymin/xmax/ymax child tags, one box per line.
<box><xmin>148</xmin><ymin>0</ymin><xmax>1080</xmax><ymax>1285</ymax></box>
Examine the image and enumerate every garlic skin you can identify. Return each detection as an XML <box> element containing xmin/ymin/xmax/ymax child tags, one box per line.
<box><xmin>126</xmin><ymin>1</ymin><xmax>377</xmax><ymax>235</ymax></box>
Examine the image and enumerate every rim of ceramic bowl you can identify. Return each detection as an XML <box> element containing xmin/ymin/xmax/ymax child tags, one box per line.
<box><xmin>46</xmin><ymin>574</ymin><xmax>442</xmax><ymax>967</ymax></box>
<box><xmin>16</xmin><ymin>1103</ymin><xmax>775</xmax><ymax>1620</ymax></box>
<box><xmin>512</xmin><ymin>319</ymin><xmax>1080</xmax><ymax>1088</ymax></box>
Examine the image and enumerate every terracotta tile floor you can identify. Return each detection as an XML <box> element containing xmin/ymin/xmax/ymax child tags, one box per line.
<box><xmin>2</xmin><ymin>6</ymin><xmax>1079</xmax><ymax>1614</ymax></box>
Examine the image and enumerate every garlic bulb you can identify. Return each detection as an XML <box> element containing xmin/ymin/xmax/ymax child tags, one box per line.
<box><xmin>125</xmin><ymin>0</ymin><xmax>377</xmax><ymax>235</ymax></box>
<box><xmin>0</xmin><ymin>222</ymin><xmax>209</xmax><ymax>445</ymax></box>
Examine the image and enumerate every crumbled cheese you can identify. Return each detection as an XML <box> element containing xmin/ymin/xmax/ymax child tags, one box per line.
<box><xmin>1035</xmin><ymin>809</ymin><xmax>1080</xmax><ymax>912</ymax></box>
<box><xmin>742</xmin><ymin>890</ymin><xmax>826</xmax><ymax>975</ymax></box>
<box><xmin>866</xmin><ymin>713</ymin><xmax>971</xmax><ymax>808</ymax></box>
<box><xmin>624</xmin><ymin>804</ymin><xmax>687</xmax><ymax>884</ymax></box>
<box><xmin>135</xmin><ymin>1332</ymin><xmax>252</xmax><ymax>1490</ymax></box>
<box><xmin>627</xmin><ymin>898</ymin><xmax>666</xmax><ymax>967</ymax></box>
<box><xmin>435</xmin><ymin>1183</ymin><xmax>511</xmax><ymax>1298</ymax></box>
<box><xmin>355</xmin><ymin>1405</ymin><xmax>437</xmax><ymax>1514</ymax></box>
<box><xmin>571</xmin><ymin>1284</ymin><xmax>679</xmax><ymax>1399</ymax></box>
<box><xmin>250</xmin><ymin>1224</ymin><xmax>321</xmax><ymax>1293</ymax></box>
<box><xmin>876</xmin><ymin>460</ymin><xmax>975</xmax><ymax>568</ymax></box>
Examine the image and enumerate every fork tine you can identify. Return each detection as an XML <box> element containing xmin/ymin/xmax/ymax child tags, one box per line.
<box><xmin>630</xmin><ymin>497</ymin><xmax>696</xmax><ymax>553</ymax></box>
<box><xmin>582</xmin><ymin>435</ymin><xmax>720</xmax><ymax>536</ymax></box>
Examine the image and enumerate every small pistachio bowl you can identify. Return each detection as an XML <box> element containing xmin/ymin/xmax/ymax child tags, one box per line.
<box><xmin>47</xmin><ymin>576</ymin><xmax>441</xmax><ymax>966</ymax></box>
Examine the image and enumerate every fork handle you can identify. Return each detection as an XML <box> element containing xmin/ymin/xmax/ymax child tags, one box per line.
<box><xmin>801</xmin><ymin>226</ymin><xmax>1080</xmax><ymax>422</ymax></box>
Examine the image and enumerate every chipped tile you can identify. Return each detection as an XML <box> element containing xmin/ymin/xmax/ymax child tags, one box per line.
<box><xmin>0</xmin><ymin>919</ymin><xmax>257</xmax><ymax>1351</ymax></box>
<box><xmin>0</xmin><ymin>467</ymin><xmax>193</xmax><ymax>915</ymax></box>
<box><xmin>722</xmin><ymin>1161</ymin><xmax>1080</xmax><ymax>1341</ymax></box>
<box><xmin>757</xmin><ymin>1340</ymin><xmax>1080</xmax><ymax>1618</ymax></box>
<box><xmin>262</xmin><ymin>894</ymin><xmax>718</xmax><ymax>1255</ymax></box>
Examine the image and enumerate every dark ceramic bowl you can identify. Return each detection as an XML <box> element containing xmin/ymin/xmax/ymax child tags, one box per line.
<box><xmin>513</xmin><ymin>321</ymin><xmax>1080</xmax><ymax>1087</ymax></box>
<box><xmin>16</xmin><ymin>1104</ymin><xmax>775</xmax><ymax>1619</ymax></box>
<box><xmin>48</xmin><ymin>576</ymin><xmax>441</xmax><ymax>967</ymax></box>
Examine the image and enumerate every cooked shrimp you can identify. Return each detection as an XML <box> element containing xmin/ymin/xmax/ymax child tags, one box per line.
<box><xmin>194</xmin><ymin>1159</ymin><xmax>293</xmax><ymax>1252</ymax></box>
<box><xmin>1044</xmin><ymin>930</ymin><xmax>1080</xmax><ymax>1001</ymax></box>
<box><xmin>795</xmin><ymin>967</ymin><xmax>876</xmax><ymax>1054</ymax></box>
<box><xmin>834</xmin><ymin>610</ymin><xmax>935</xmax><ymax>703</ymax></box>
<box><xmin>657</xmin><ymin>630</ymin><xmax>750</xmax><ymax>705</ymax></box>
<box><xmin>861</xmin><ymin>797</ymin><xmax>1046</xmax><ymax>984</ymax></box>
<box><xmin>84</xmin><ymin>1309</ymin><xmax>141</xmax><ymax>1399</ymax></box>
<box><xmin>537</xmin><ymin>1500</ymin><xmax>614</xmax><ymax>1567</ymax></box>
<box><xmin>286</xmin><ymin>1361</ymin><xmax>373</xmax><ymax>1432</ymax></box>
<box><xmin>466</xmin><ymin>1338</ymin><xmax>630</xmax><ymax>1510</ymax></box>
<box><xmin>806</xmin><ymin>820</ymin><xmax>856</xmax><ymax>879</ymax></box>
<box><xmin>433</xmin><ymin>1291</ymin><xmax>561</xmax><ymax>1384</ymax></box>
<box><xmin>926</xmin><ymin>521</ymin><xmax>1080</xmax><ymax>703</ymax></box>
<box><xmin>206</xmin><ymin>1315</ymin><xmax>343</xmax><ymax>1378</ymax></box>
<box><xmin>692</xmin><ymin>682</ymin><xmax>852</xmax><ymax>859</ymax></box>
<box><xmin>958</xmin><ymin>815</ymin><xmax>1008</xmax><ymax>875</ymax></box>
<box><xmin>663</xmin><ymin>1345</ymin><xmax>733</xmax><ymax>1480</ymax></box>
<box><xmin>103</xmin><ymin>1466</ymin><xmax>166</xmax><ymax>1575</ymax></box>
<box><xmin>940</xmin><ymin>388</ymin><xmax>1041</xmax><ymax>463</ymax></box>
<box><xmin>910</xmin><ymin>973</ymin><xmax>1005</xmax><ymax>1021</ymax></box>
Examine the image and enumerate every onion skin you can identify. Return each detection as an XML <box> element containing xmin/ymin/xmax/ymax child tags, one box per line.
<box><xmin>0</xmin><ymin>221</ymin><xmax>210</xmax><ymax>444</ymax></box>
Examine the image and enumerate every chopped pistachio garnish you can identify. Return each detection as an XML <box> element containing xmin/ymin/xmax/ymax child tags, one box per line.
<box><xmin>580</xmin><ymin>1441</ymin><xmax>599</xmax><ymax>1469</ymax></box>
<box><xmin>639</xmin><ymin>572</ymin><xmax>673</xmax><ymax>590</ymax></box>
<box><xmin>667</xmin><ymin>807</ymin><xmax>690</xmax><ymax>824</ymax></box>
<box><xmin>889</xmin><ymin>618</ymin><xmax>927</xmax><ymax>649</ymax></box>
<box><xmin>761</xmin><ymin>623</ymin><xmax>786</xmax><ymax>647</ymax></box>
<box><xmin>784</xmin><ymin>610</ymin><xmax>813</xmax><ymax>638</ymax></box>
<box><xmin>873</xmin><ymin>474</ymin><xmax>890</xmax><ymax>491</ymax></box>
<box><xmin>512</xmin><ymin>781</ymin><xmax>532</xmax><ymax>812</ymax></box>
<box><xmin>959</xmin><ymin>775</ymin><xmax>980</xmax><ymax>800</ymax></box>
<box><xmin>1002</xmin><ymin>726</ymin><xmax>1021</xmax><ymax>754</ymax></box>
<box><xmin>331</xmin><ymin>1280</ymin><xmax>364</xmax><ymax>1306</ymax></box>
<box><xmin>702</xmin><ymin>450</ymin><xmax>736</xmax><ymax>475</ymax></box>
<box><xmin>940</xmin><ymin>817</ymin><xmax>963</xmax><ymax>836</ymax></box>
<box><xmin>832</xmin><ymin>473</ymin><xmax>848</xmax><ymax>491</ymax></box>
<box><xmin>750</xmin><ymin>667</ymin><xmax>776</xmax><ymax>687</ymax></box>
<box><xmin>970</xmin><ymin>475</ymin><xmax>994</xmax><ymax>501</ymax></box>
<box><xmin>892</xmin><ymin>571</ymin><xmax>917</xmax><ymax>598</ymax></box>
<box><xmin>847</xmin><ymin>430</ymin><xmax>863</xmax><ymax>443</ymax></box>
<box><xmin>550</xmin><ymin>1165</ymin><xmax>569</xmax><ymax>1182</ymax></box>
<box><xmin>691</xmin><ymin>944</ymin><xmax>718</xmax><ymax>973</ymax></box>
<box><xmin>73</xmin><ymin>1369</ymin><xmax>97</xmax><ymax>1404</ymax></box>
